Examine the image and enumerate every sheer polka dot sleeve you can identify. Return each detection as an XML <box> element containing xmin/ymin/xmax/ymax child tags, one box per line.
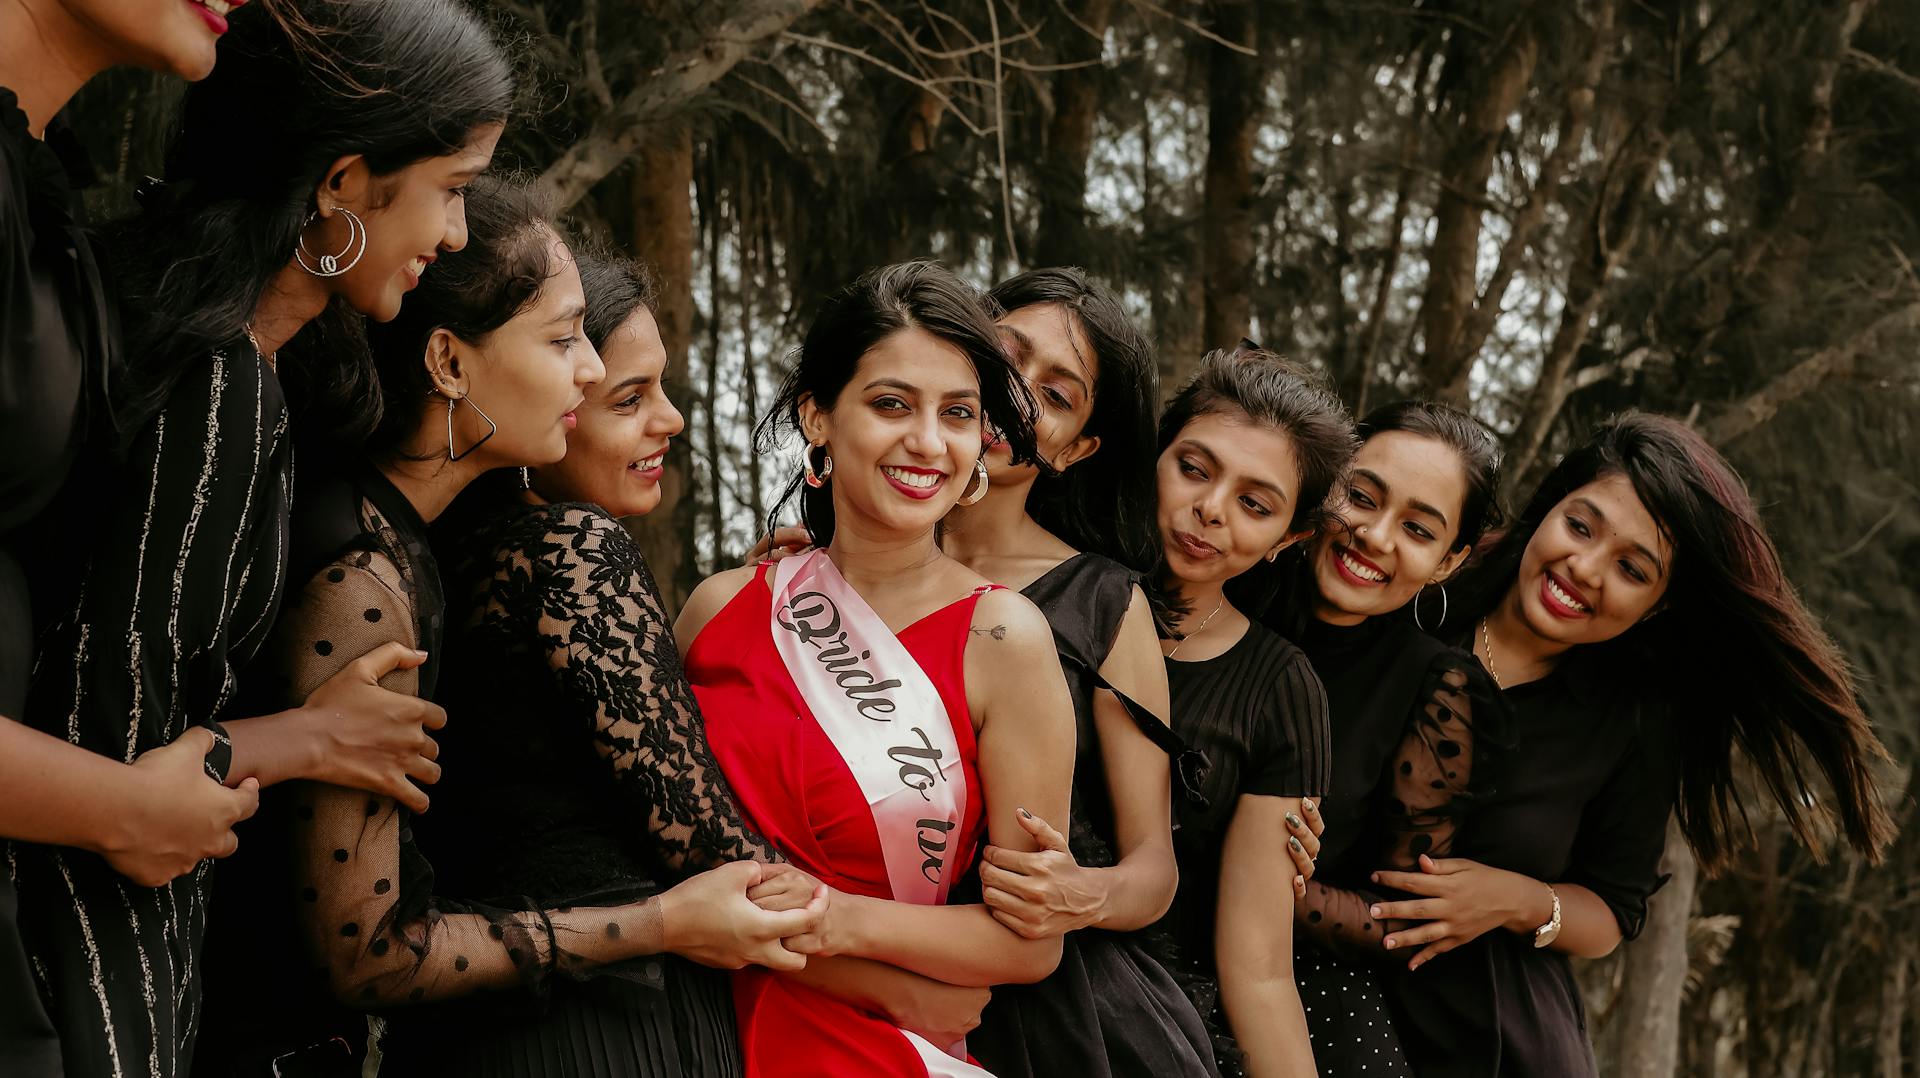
<box><xmin>272</xmin><ymin>552</ymin><xmax>671</xmax><ymax>1007</ymax></box>
<box><xmin>1296</xmin><ymin>652</ymin><xmax>1510</xmax><ymax>959</ymax></box>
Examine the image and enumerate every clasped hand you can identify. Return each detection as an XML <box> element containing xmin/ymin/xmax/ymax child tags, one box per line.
<box><xmin>1369</xmin><ymin>854</ymin><xmax>1540</xmax><ymax>971</ymax></box>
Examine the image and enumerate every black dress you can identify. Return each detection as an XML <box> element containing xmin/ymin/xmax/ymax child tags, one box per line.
<box><xmin>1376</xmin><ymin>649</ymin><xmax>1676</xmax><ymax>1076</ymax></box>
<box><xmin>1290</xmin><ymin>616</ymin><xmax>1506</xmax><ymax>1076</ymax></box>
<box><xmin>1161</xmin><ymin>620</ymin><xmax>1332</xmax><ymax>1076</ymax></box>
<box><xmin>8</xmin><ymin>337</ymin><xmax>290</xmax><ymax>1078</ymax></box>
<box><xmin>968</xmin><ymin>553</ymin><xmax>1218</xmax><ymax>1078</ymax></box>
<box><xmin>0</xmin><ymin>82</ymin><xmax>117</xmax><ymax>1076</ymax></box>
<box><xmin>0</xmin><ymin>85</ymin><xmax>112</xmax><ymax>1078</ymax></box>
<box><xmin>376</xmin><ymin>489</ymin><xmax>776</xmax><ymax>1077</ymax></box>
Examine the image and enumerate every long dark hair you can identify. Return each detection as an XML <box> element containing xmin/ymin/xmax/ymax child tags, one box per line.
<box><xmin>988</xmin><ymin>267</ymin><xmax>1160</xmax><ymax>571</ymax></box>
<box><xmin>1449</xmin><ymin>411</ymin><xmax>1893</xmax><ymax>871</ymax></box>
<box><xmin>761</xmin><ymin>261</ymin><xmax>1038</xmax><ymax>547</ymax></box>
<box><xmin>1157</xmin><ymin>348</ymin><xmax>1357</xmax><ymax>616</ymax></box>
<box><xmin>360</xmin><ymin>174</ymin><xmax>559</xmax><ymax>460</ymax></box>
<box><xmin>110</xmin><ymin>0</ymin><xmax>513</xmax><ymax>439</ymax></box>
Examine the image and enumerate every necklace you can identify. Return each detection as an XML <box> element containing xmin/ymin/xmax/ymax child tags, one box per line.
<box><xmin>244</xmin><ymin>325</ymin><xmax>278</xmax><ymax>371</ymax></box>
<box><xmin>1167</xmin><ymin>595</ymin><xmax>1227</xmax><ymax>660</ymax></box>
<box><xmin>1479</xmin><ymin>617</ymin><xmax>1504</xmax><ymax>689</ymax></box>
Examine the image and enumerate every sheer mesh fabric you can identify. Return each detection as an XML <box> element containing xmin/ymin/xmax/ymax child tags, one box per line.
<box><xmin>271</xmin><ymin>499</ymin><xmax>677</xmax><ymax>1008</ymax></box>
<box><xmin>1298</xmin><ymin>654</ymin><xmax>1504</xmax><ymax>959</ymax></box>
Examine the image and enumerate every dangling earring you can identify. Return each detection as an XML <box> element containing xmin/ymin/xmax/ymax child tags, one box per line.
<box><xmin>1413</xmin><ymin>583</ymin><xmax>1449</xmax><ymax>632</ymax></box>
<box><xmin>295</xmin><ymin>208</ymin><xmax>368</xmax><ymax>277</ymax></box>
<box><xmin>956</xmin><ymin>457</ymin><xmax>990</xmax><ymax>506</ymax></box>
<box><xmin>444</xmin><ymin>393</ymin><xmax>497</xmax><ymax>462</ymax></box>
<box><xmin>519</xmin><ymin>467</ymin><xmax>533</xmax><ymax>491</ymax></box>
<box><xmin>802</xmin><ymin>444</ymin><xmax>833</xmax><ymax>488</ymax></box>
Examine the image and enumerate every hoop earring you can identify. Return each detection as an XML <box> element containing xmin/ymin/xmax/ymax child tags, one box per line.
<box><xmin>956</xmin><ymin>457</ymin><xmax>990</xmax><ymax>507</ymax></box>
<box><xmin>444</xmin><ymin>393</ymin><xmax>497</xmax><ymax>462</ymax></box>
<box><xmin>802</xmin><ymin>444</ymin><xmax>833</xmax><ymax>488</ymax></box>
<box><xmin>295</xmin><ymin>208</ymin><xmax>368</xmax><ymax>277</ymax></box>
<box><xmin>1413</xmin><ymin>583</ymin><xmax>1449</xmax><ymax>632</ymax></box>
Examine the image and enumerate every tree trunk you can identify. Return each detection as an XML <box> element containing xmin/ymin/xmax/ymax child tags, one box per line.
<box><xmin>1416</xmin><ymin>13</ymin><xmax>1541</xmax><ymax>400</ymax></box>
<box><xmin>623</xmin><ymin>124</ymin><xmax>699</xmax><ymax>611</ymax></box>
<box><xmin>1033</xmin><ymin>0</ymin><xmax>1117</xmax><ymax>267</ymax></box>
<box><xmin>1201</xmin><ymin>0</ymin><xmax>1260</xmax><ymax>351</ymax></box>
<box><xmin>703</xmin><ymin>165</ymin><xmax>725</xmax><ymax>569</ymax></box>
<box><xmin>1606</xmin><ymin>817</ymin><xmax>1697</xmax><ymax>1077</ymax></box>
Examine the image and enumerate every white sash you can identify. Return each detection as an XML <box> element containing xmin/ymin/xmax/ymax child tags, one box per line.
<box><xmin>770</xmin><ymin>550</ymin><xmax>970</xmax><ymax>906</ymax></box>
<box><xmin>770</xmin><ymin>551</ymin><xmax>994</xmax><ymax>1077</ymax></box>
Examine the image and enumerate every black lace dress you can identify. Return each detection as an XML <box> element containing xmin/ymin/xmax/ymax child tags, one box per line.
<box><xmin>0</xmin><ymin>86</ymin><xmax>109</xmax><ymax>1077</ymax></box>
<box><xmin>384</xmin><ymin>488</ymin><xmax>778</xmax><ymax>1077</ymax></box>
<box><xmin>1161</xmin><ymin>622</ymin><xmax>1332</xmax><ymax>1076</ymax></box>
<box><xmin>968</xmin><ymin>553</ymin><xmax>1218</xmax><ymax>1078</ymax></box>
<box><xmin>1289</xmin><ymin>616</ymin><xmax>1507</xmax><ymax>1077</ymax></box>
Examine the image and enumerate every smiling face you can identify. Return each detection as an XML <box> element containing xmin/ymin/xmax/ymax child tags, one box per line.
<box><xmin>1312</xmin><ymin>429</ymin><xmax>1473</xmax><ymax>623</ymax></box>
<box><xmin>1509</xmin><ymin>472</ymin><xmax>1672</xmax><ymax>646</ymax></box>
<box><xmin>532</xmin><ymin>305</ymin><xmax>683</xmax><ymax>517</ymax></box>
<box><xmin>1156</xmin><ymin>411</ymin><xmax>1311</xmax><ymax>590</ymax></box>
<box><xmin>800</xmin><ymin>326</ymin><xmax>986</xmax><ymax>539</ymax></box>
<box><xmin>987</xmin><ymin>303</ymin><xmax>1099</xmax><ymax>481</ymax></box>
<box><xmin>60</xmin><ymin>0</ymin><xmax>235</xmax><ymax>80</ymax></box>
<box><xmin>432</xmin><ymin>233</ymin><xmax>603</xmax><ymax>469</ymax></box>
<box><xmin>306</xmin><ymin>122</ymin><xmax>503</xmax><ymax>323</ymax></box>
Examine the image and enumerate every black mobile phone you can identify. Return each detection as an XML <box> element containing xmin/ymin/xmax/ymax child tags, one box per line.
<box><xmin>269</xmin><ymin>1036</ymin><xmax>356</xmax><ymax>1078</ymax></box>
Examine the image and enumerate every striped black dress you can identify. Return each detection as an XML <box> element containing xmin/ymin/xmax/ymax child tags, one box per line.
<box><xmin>6</xmin><ymin>346</ymin><xmax>291</xmax><ymax>1078</ymax></box>
<box><xmin>1160</xmin><ymin>621</ymin><xmax>1332</xmax><ymax>1077</ymax></box>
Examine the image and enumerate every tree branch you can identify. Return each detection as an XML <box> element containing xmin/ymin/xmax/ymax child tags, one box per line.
<box><xmin>1701</xmin><ymin>299</ymin><xmax>1920</xmax><ymax>447</ymax></box>
<box><xmin>536</xmin><ymin>0</ymin><xmax>826</xmax><ymax>210</ymax></box>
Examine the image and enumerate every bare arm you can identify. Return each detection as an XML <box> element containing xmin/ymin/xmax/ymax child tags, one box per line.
<box><xmin>1084</xmin><ymin>586</ymin><xmax>1179</xmax><ymax>930</ymax></box>
<box><xmin>0</xmin><ymin>717</ymin><xmax>257</xmax><ymax>886</ymax></box>
<box><xmin>977</xmin><ymin>585</ymin><xmax>1178</xmax><ymax>937</ymax></box>
<box><xmin>1216</xmin><ymin>794</ymin><xmax>1318</xmax><ymax>1078</ymax></box>
<box><xmin>793</xmin><ymin>590</ymin><xmax>1074</xmax><ymax>986</ymax></box>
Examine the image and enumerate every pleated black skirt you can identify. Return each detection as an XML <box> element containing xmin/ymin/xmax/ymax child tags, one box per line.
<box><xmin>970</xmin><ymin>929</ymin><xmax>1218</xmax><ymax>1078</ymax></box>
<box><xmin>376</xmin><ymin>957</ymin><xmax>741</xmax><ymax>1078</ymax></box>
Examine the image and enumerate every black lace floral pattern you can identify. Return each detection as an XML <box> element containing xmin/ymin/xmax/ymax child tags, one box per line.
<box><xmin>431</xmin><ymin>496</ymin><xmax>775</xmax><ymax>884</ymax></box>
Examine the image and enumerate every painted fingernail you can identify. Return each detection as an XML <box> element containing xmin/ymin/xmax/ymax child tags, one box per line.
<box><xmin>1285</xmin><ymin>813</ymin><xmax>1303</xmax><ymax>829</ymax></box>
<box><xmin>1371</xmin><ymin>872</ymin><xmax>1381</xmax><ymax>883</ymax></box>
<box><xmin>1384</xmin><ymin>938</ymin><xmax>1397</xmax><ymax>950</ymax></box>
<box><xmin>1288</xmin><ymin>836</ymin><xmax>1303</xmax><ymax>852</ymax></box>
<box><xmin>1018</xmin><ymin>807</ymin><xmax>1033</xmax><ymax>819</ymax></box>
<box><xmin>1301</xmin><ymin>798</ymin><xmax>1314</xmax><ymax>812</ymax></box>
<box><xmin>1370</xmin><ymin>905</ymin><xmax>1382</xmax><ymax>918</ymax></box>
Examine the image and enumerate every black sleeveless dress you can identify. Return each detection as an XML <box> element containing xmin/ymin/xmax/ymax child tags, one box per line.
<box><xmin>968</xmin><ymin>553</ymin><xmax>1218</xmax><ymax>1078</ymax></box>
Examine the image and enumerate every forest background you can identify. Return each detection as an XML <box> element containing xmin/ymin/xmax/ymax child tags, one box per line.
<box><xmin>68</xmin><ymin>0</ymin><xmax>1920</xmax><ymax>1074</ymax></box>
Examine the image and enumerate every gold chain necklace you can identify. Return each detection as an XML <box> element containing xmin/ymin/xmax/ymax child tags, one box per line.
<box><xmin>244</xmin><ymin>325</ymin><xmax>278</xmax><ymax>372</ymax></box>
<box><xmin>1167</xmin><ymin>595</ymin><xmax>1227</xmax><ymax>660</ymax></box>
<box><xmin>1479</xmin><ymin>617</ymin><xmax>1504</xmax><ymax>690</ymax></box>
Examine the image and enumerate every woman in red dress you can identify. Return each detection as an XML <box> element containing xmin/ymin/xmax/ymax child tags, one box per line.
<box><xmin>675</xmin><ymin>261</ymin><xmax>1076</xmax><ymax>1077</ymax></box>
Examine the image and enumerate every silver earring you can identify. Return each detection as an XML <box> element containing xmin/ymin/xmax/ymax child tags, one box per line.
<box><xmin>519</xmin><ymin>467</ymin><xmax>532</xmax><ymax>491</ymax></box>
<box><xmin>1413</xmin><ymin>583</ymin><xmax>1449</xmax><ymax>632</ymax></box>
<box><xmin>445</xmin><ymin>394</ymin><xmax>496</xmax><ymax>462</ymax></box>
<box><xmin>956</xmin><ymin>457</ymin><xmax>990</xmax><ymax>506</ymax></box>
<box><xmin>295</xmin><ymin>208</ymin><xmax>368</xmax><ymax>277</ymax></box>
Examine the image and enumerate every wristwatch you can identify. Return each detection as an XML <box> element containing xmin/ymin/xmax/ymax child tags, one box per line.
<box><xmin>1532</xmin><ymin>884</ymin><xmax>1562</xmax><ymax>949</ymax></box>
